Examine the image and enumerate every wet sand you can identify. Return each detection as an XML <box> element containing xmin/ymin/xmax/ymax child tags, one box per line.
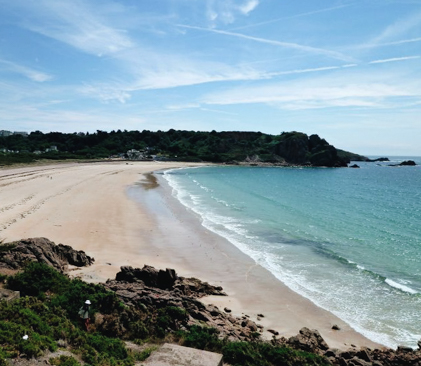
<box><xmin>0</xmin><ymin>161</ymin><xmax>382</xmax><ymax>350</ymax></box>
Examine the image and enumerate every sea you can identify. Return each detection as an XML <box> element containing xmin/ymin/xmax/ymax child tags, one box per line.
<box><xmin>162</xmin><ymin>157</ymin><xmax>421</xmax><ymax>349</ymax></box>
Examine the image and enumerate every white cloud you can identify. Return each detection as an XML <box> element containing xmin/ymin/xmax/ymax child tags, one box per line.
<box><xmin>239</xmin><ymin>0</ymin><xmax>259</xmax><ymax>15</ymax></box>
<box><xmin>0</xmin><ymin>59</ymin><xmax>53</xmax><ymax>82</ymax></box>
<box><xmin>205</xmin><ymin>0</ymin><xmax>259</xmax><ymax>25</ymax></box>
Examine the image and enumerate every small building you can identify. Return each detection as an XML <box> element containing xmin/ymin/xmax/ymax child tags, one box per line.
<box><xmin>13</xmin><ymin>131</ymin><xmax>29</xmax><ymax>137</ymax></box>
<box><xmin>127</xmin><ymin>149</ymin><xmax>144</xmax><ymax>160</ymax></box>
<box><xmin>45</xmin><ymin>146</ymin><xmax>58</xmax><ymax>153</ymax></box>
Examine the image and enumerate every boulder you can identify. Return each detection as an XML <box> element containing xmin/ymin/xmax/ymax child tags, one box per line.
<box><xmin>0</xmin><ymin>237</ymin><xmax>94</xmax><ymax>272</ymax></box>
<box><xmin>287</xmin><ymin>327</ymin><xmax>329</xmax><ymax>354</ymax></box>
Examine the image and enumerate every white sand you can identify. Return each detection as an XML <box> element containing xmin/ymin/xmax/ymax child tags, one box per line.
<box><xmin>0</xmin><ymin>161</ymin><xmax>382</xmax><ymax>350</ymax></box>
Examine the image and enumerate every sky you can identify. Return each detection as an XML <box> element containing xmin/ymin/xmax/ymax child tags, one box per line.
<box><xmin>0</xmin><ymin>0</ymin><xmax>420</xmax><ymax>156</ymax></box>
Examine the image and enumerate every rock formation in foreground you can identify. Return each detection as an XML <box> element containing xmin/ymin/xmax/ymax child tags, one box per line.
<box><xmin>106</xmin><ymin>265</ymin><xmax>262</xmax><ymax>342</ymax></box>
<box><xmin>2</xmin><ymin>238</ymin><xmax>421</xmax><ymax>365</ymax></box>
<box><xmin>0</xmin><ymin>237</ymin><xmax>94</xmax><ymax>272</ymax></box>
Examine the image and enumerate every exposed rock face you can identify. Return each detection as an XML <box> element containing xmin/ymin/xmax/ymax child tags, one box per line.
<box><xmin>106</xmin><ymin>265</ymin><xmax>262</xmax><ymax>342</ymax></box>
<box><xmin>115</xmin><ymin>265</ymin><xmax>225</xmax><ymax>296</ymax></box>
<box><xmin>0</xmin><ymin>237</ymin><xmax>94</xmax><ymax>272</ymax></box>
<box><xmin>286</xmin><ymin>327</ymin><xmax>329</xmax><ymax>354</ymax></box>
<box><xmin>273</xmin><ymin>132</ymin><xmax>349</xmax><ymax>167</ymax></box>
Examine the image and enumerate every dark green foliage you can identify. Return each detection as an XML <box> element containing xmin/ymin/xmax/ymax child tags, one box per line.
<box><xmin>3</xmin><ymin>264</ymin><xmax>132</xmax><ymax>365</ymax></box>
<box><xmin>2</xmin><ymin>262</ymin><xmax>330</xmax><ymax>366</ymax></box>
<box><xmin>0</xmin><ymin>243</ymin><xmax>16</xmax><ymax>252</ymax></box>
<box><xmin>176</xmin><ymin>325</ymin><xmax>329</xmax><ymax>366</ymax></box>
<box><xmin>0</xmin><ymin>129</ymin><xmax>359</xmax><ymax>165</ymax></box>
<box><xmin>49</xmin><ymin>355</ymin><xmax>81</xmax><ymax>366</ymax></box>
<box><xmin>181</xmin><ymin>325</ymin><xmax>221</xmax><ymax>352</ymax></box>
<box><xmin>155</xmin><ymin>306</ymin><xmax>188</xmax><ymax>337</ymax></box>
<box><xmin>0</xmin><ymin>153</ymin><xmax>36</xmax><ymax>165</ymax></box>
<box><xmin>7</xmin><ymin>262</ymin><xmax>70</xmax><ymax>297</ymax></box>
<box><xmin>131</xmin><ymin>346</ymin><xmax>157</xmax><ymax>361</ymax></box>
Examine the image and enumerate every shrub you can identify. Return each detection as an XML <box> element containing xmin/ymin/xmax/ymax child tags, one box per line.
<box><xmin>7</xmin><ymin>262</ymin><xmax>70</xmax><ymax>297</ymax></box>
<box><xmin>182</xmin><ymin>325</ymin><xmax>222</xmax><ymax>352</ymax></box>
<box><xmin>49</xmin><ymin>355</ymin><xmax>81</xmax><ymax>366</ymax></box>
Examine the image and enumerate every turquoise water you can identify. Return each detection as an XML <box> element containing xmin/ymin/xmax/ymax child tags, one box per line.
<box><xmin>162</xmin><ymin>157</ymin><xmax>421</xmax><ymax>348</ymax></box>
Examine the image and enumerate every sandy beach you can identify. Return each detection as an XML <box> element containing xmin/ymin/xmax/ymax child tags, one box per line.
<box><xmin>0</xmin><ymin>161</ymin><xmax>381</xmax><ymax>350</ymax></box>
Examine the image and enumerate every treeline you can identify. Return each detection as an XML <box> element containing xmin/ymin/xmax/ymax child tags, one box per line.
<box><xmin>0</xmin><ymin>129</ymin><xmax>364</xmax><ymax>166</ymax></box>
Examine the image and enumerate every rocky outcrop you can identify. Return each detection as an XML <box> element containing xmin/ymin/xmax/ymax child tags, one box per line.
<box><xmin>286</xmin><ymin>327</ymin><xmax>329</xmax><ymax>355</ymax></box>
<box><xmin>389</xmin><ymin>160</ymin><xmax>417</xmax><ymax>167</ymax></box>
<box><xmin>271</xmin><ymin>327</ymin><xmax>421</xmax><ymax>366</ymax></box>
<box><xmin>398</xmin><ymin>160</ymin><xmax>416</xmax><ymax>166</ymax></box>
<box><xmin>366</xmin><ymin>157</ymin><xmax>390</xmax><ymax>162</ymax></box>
<box><xmin>106</xmin><ymin>265</ymin><xmax>262</xmax><ymax>342</ymax></box>
<box><xmin>273</xmin><ymin>132</ymin><xmax>349</xmax><ymax>167</ymax></box>
<box><xmin>115</xmin><ymin>265</ymin><xmax>225</xmax><ymax>296</ymax></box>
<box><xmin>0</xmin><ymin>237</ymin><xmax>94</xmax><ymax>272</ymax></box>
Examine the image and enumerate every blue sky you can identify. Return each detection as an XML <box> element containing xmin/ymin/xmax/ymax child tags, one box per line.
<box><xmin>1</xmin><ymin>0</ymin><xmax>420</xmax><ymax>156</ymax></box>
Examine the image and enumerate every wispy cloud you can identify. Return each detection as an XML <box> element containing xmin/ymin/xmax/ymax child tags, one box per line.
<box><xmin>360</xmin><ymin>37</ymin><xmax>421</xmax><ymax>49</ymax></box>
<box><xmin>16</xmin><ymin>0</ymin><xmax>134</xmax><ymax>56</ymax></box>
<box><xmin>200</xmin><ymin>69</ymin><xmax>420</xmax><ymax>111</ymax></box>
<box><xmin>231</xmin><ymin>4</ymin><xmax>353</xmax><ymax>31</ymax></box>
<box><xmin>178</xmin><ymin>25</ymin><xmax>354</xmax><ymax>62</ymax></box>
<box><xmin>369</xmin><ymin>56</ymin><xmax>420</xmax><ymax>64</ymax></box>
<box><xmin>371</xmin><ymin>10</ymin><xmax>421</xmax><ymax>44</ymax></box>
<box><xmin>0</xmin><ymin>59</ymin><xmax>53</xmax><ymax>82</ymax></box>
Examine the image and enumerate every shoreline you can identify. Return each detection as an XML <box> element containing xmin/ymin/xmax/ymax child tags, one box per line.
<box><xmin>129</xmin><ymin>169</ymin><xmax>382</xmax><ymax>350</ymax></box>
<box><xmin>0</xmin><ymin>162</ymin><xmax>382</xmax><ymax>351</ymax></box>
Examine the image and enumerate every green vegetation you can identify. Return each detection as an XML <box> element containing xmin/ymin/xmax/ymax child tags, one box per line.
<box><xmin>1</xmin><ymin>262</ymin><xmax>329</xmax><ymax>365</ymax></box>
<box><xmin>0</xmin><ymin>129</ymin><xmax>360</xmax><ymax>166</ymax></box>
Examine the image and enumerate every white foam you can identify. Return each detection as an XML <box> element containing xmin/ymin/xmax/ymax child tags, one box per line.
<box><xmin>385</xmin><ymin>279</ymin><xmax>418</xmax><ymax>294</ymax></box>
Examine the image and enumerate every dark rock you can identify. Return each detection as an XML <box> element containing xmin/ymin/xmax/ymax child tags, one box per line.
<box><xmin>399</xmin><ymin>160</ymin><xmax>416</xmax><ymax>166</ymax></box>
<box><xmin>389</xmin><ymin>160</ymin><xmax>417</xmax><ymax>167</ymax></box>
<box><xmin>257</xmin><ymin>313</ymin><xmax>264</xmax><ymax>317</ymax></box>
<box><xmin>349</xmin><ymin>164</ymin><xmax>360</xmax><ymax>168</ymax></box>
<box><xmin>337</xmin><ymin>357</ymin><xmax>348</xmax><ymax>366</ymax></box>
<box><xmin>340</xmin><ymin>350</ymin><xmax>356</xmax><ymax>360</ymax></box>
<box><xmin>332</xmin><ymin>324</ymin><xmax>341</xmax><ymax>330</ymax></box>
<box><xmin>397</xmin><ymin>345</ymin><xmax>413</xmax><ymax>352</ymax></box>
<box><xmin>273</xmin><ymin>132</ymin><xmax>349</xmax><ymax>167</ymax></box>
<box><xmin>324</xmin><ymin>349</ymin><xmax>339</xmax><ymax>358</ymax></box>
<box><xmin>349</xmin><ymin>356</ymin><xmax>371</xmax><ymax>366</ymax></box>
<box><xmin>268</xmin><ymin>329</ymin><xmax>279</xmax><ymax>336</ymax></box>
<box><xmin>366</xmin><ymin>157</ymin><xmax>390</xmax><ymax>162</ymax></box>
<box><xmin>224</xmin><ymin>307</ymin><xmax>231</xmax><ymax>313</ymax></box>
<box><xmin>355</xmin><ymin>349</ymin><xmax>372</xmax><ymax>362</ymax></box>
<box><xmin>287</xmin><ymin>327</ymin><xmax>329</xmax><ymax>354</ymax></box>
<box><xmin>0</xmin><ymin>237</ymin><xmax>94</xmax><ymax>272</ymax></box>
